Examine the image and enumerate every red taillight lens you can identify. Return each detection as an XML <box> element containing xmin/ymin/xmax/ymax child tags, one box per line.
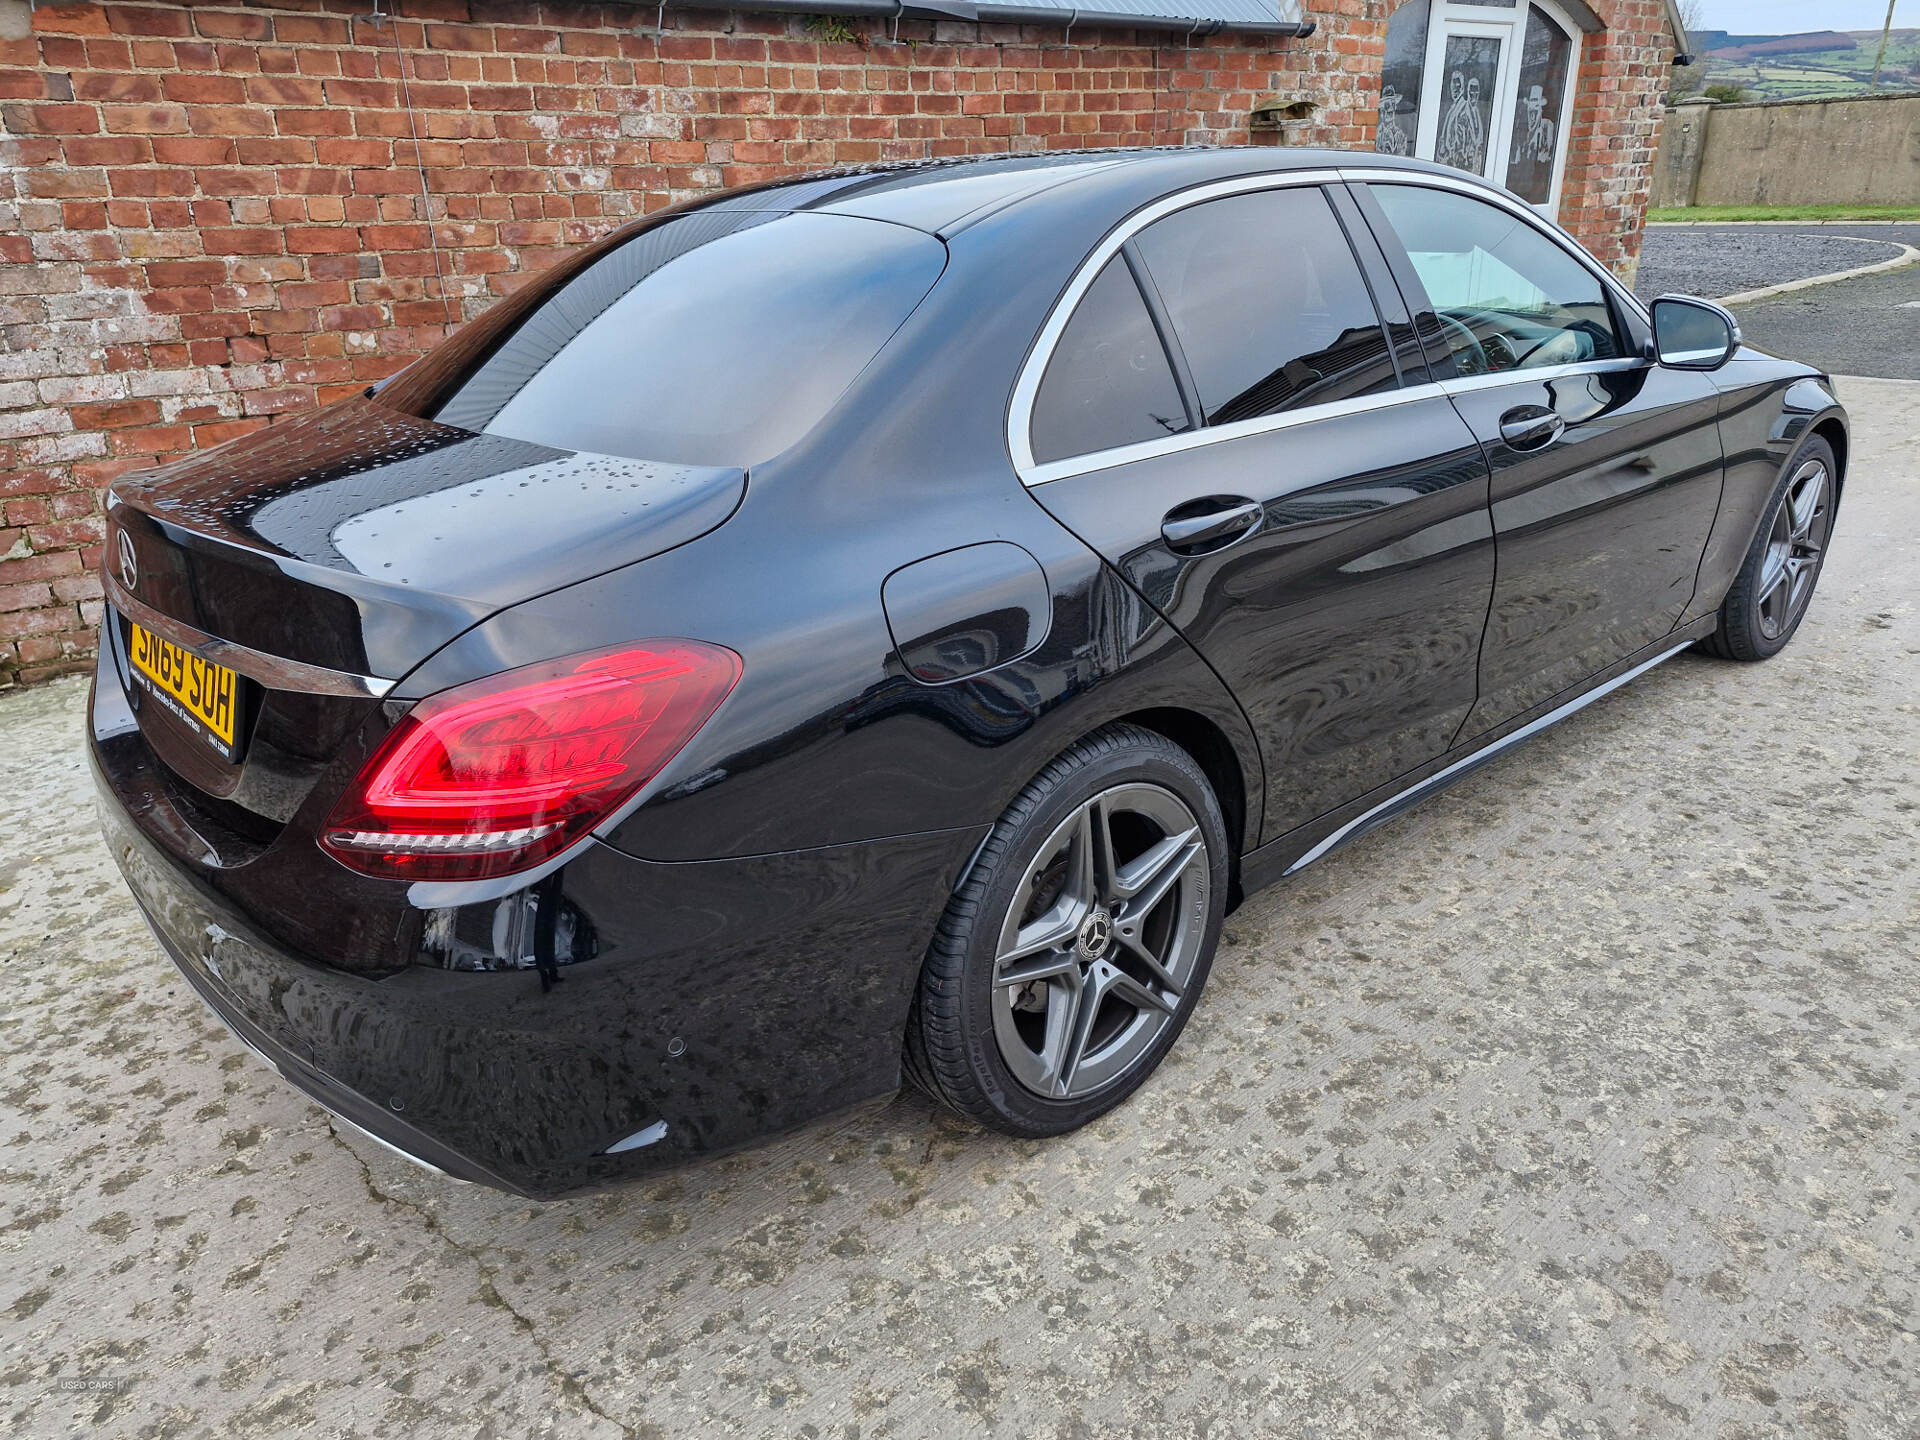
<box><xmin>321</xmin><ymin>640</ymin><xmax>741</xmax><ymax>881</ymax></box>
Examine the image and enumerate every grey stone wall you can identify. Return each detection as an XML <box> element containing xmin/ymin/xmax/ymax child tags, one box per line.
<box><xmin>1653</xmin><ymin>90</ymin><xmax>1920</xmax><ymax>209</ymax></box>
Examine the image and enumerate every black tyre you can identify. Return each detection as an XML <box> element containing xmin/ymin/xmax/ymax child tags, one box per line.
<box><xmin>1701</xmin><ymin>436</ymin><xmax>1836</xmax><ymax>662</ymax></box>
<box><xmin>904</xmin><ymin>724</ymin><xmax>1229</xmax><ymax>1136</ymax></box>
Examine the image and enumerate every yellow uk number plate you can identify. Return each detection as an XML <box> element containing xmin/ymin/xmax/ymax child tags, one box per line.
<box><xmin>128</xmin><ymin>623</ymin><xmax>241</xmax><ymax>758</ymax></box>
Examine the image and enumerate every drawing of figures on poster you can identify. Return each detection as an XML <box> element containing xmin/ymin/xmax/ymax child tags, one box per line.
<box><xmin>1434</xmin><ymin>35</ymin><xmax>1501</xmax><ymax>176</ymax></box>
<box><xmin>1505</xmin><ymin>7</ymin><xmax>1571</xmax><ymax>203</ymax></box>
<box><xmin>1373</xmin><ymin>0</ymin><xmax>1430</xmax><ymax>157</ymax></box>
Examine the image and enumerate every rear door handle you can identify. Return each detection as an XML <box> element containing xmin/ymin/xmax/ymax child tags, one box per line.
<box><xmin>1161</xmin><ymin>497</ymin><xmax>1264</xmax><ymax>554</ymax></box>
<box><xmin>1498</xmin><ymin>405</ymin><xmax>1565</xmax><ymax>451</ymax></box>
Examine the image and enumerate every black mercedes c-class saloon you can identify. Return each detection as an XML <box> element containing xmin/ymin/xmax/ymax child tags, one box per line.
<box><xmin>91</xmin><ymin>148</ymin><xmax>1848</xmax><ymax>1198</ymax></box>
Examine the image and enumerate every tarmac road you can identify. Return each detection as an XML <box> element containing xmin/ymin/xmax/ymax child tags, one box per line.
<box><xmin>1637</xmin><ymin>224</ymin><xmax>1920</xmax><ymax>380</ymax></box>
<box><xmin>2</xmin><ymin>383</ymin><xmax>1917</xmax><ymax>1438</ymax></box>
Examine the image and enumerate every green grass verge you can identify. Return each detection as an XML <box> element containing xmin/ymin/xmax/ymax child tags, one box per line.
<box><xmin>1648</xmin><ymin>205</ymin><xmax>1920</xmax><ymax>223</ymax></box>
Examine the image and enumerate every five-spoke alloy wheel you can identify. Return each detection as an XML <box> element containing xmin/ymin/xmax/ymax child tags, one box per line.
<box><xmin>991</xmin><ymin>783</ymin><xmax>1208</xmax><ymax>1100</ymax></box>
<box><xmin>1756</xmin><ymin>457</ymin><xmax>1830</xmax><ymax>641</ymax></box>
<box><xmin>1704</xmin><ymin>435</ymin><xmax>1837</xmax><ymax>662</ymax></box>
<box><xmin>905</xmin><ymin>725</ymin><xmax>1229</xmax><ymax>1136</ymax></box>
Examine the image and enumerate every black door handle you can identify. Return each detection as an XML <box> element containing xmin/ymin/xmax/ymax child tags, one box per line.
<box><xmin>1161</xmin><ymin>497</ymin><xmax>1263</xmax><ymax>554</ymax></box>
<box><xmin>1498</xmin><ymin>405</ymin><xmax>1564</xmax><ymax>451</ymax></box>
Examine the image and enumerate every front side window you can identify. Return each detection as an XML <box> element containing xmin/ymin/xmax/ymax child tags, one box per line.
<box><xmin>1369</xmin><ymin>183</ymin><xmax>1621</xmax><ymax>376</ymax></box>
<box><xmin>1132</xmin><ymin>187</ymin><xmax>1397</xmax><ymax>426</ymax></box>
<box><xmin>1029</xmin><ymin>258</ymin><xmax>1189</xmax><ymax>465</ymax></box>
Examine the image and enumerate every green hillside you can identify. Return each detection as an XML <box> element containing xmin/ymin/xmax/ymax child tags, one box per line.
<box><xmin>1690</xmin><ymin>29</ymin><xmax>1920</xmax><ymax>100</ymax></box>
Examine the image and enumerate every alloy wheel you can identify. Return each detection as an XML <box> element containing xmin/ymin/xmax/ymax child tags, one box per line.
<box><xmin>990</xmin><ymin>783</ymin><xmax>1210</xmax><ymax>1100</ymax></box>
<box><xmin>1757</xmin><ymin>458</ymin><xmax>1830</xmax><ymax>640</ymax></box>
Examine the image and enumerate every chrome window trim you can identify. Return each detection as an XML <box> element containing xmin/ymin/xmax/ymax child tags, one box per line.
<box><xmin>1009</xmin><ymin>164</ymin><xmax>1653</xmax><ymax>488</ymax></box>
<box><xmin>1008</xmin><ymin>168</ymin><xmax>1344</xmax><ymax>483</ymax></box>
<box><xmin>1021</xmin><ymin>381</ymin><xmax>1436</xmax><ymax>486</ymax></box>
<box><xmin>104</xmin><ymin>571</ymin><xmax>396</xmax><ymax>699</ymax></box>
<box><xmin>1436</xmin><ymin>355</ymin><xmax>1644</xmax><ymax>396</ymax></box>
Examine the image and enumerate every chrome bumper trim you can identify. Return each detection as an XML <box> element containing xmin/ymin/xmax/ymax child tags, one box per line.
<box><xmin>103</xmin><ymin>570</ymin><xmax>396</xmax><ymax>699</ymax></box>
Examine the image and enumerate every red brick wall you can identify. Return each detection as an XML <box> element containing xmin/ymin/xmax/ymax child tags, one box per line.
<box><xmin>0</xmin><ymin>0</ymin><xmax>1668</xmax><ymax>685</ymax></box>
<box><xmin>1555</xmin><ymin>0</ymin><xmax>1672</xmax><ymax>282</ymax></box>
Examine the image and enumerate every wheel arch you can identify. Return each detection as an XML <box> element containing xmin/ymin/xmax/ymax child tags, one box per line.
<box><xmin>1810</xmin><ymin>415</ymin><xmax>1848</xmax><ymax>499</ymax></box>
<box><xmin>1111</xmin><ymin>705</ymin><xmax>1250</xmax><ymax>908</ymax></box>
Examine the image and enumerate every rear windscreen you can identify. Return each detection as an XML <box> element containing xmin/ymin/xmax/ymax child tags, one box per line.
<box><xmin>377</xmin><ymin>209</ymin><xmax>945</xmax><ymax>467</ymax></box>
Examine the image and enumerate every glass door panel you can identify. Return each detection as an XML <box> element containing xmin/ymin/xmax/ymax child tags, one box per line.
<box><xmin>1502</xmin><ymin>6</ymin><xmax>1573</xmax><ymax>204</ymax></box>
<box><xmin>1432</xmin><ymin>32</ymin><xmax>1504</xmax><ymax>178</ymax></box>
<box><xmin>1375</xmin><ymin>0</ymin><xmax>1430</xmax><ymax>157</ymax></box>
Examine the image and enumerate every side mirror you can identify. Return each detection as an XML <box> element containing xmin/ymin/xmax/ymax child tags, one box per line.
<box><xmin>1651</xmin><ymin>295</ymin><xmax>1741</xmax><ymax>370</ymax></box>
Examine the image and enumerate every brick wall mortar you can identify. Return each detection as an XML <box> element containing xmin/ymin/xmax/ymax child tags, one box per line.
<box><xmin>0</xmin><ymin>0</ymin><xmax>1670</xmax><ymax>684</ymax></box>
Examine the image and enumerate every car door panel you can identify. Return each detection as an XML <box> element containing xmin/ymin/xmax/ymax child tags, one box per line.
<box><xmin>1446</xmin><ymin>364</ymin><xmax>1725</xmax><ymax>735</ymax></box>
<box><xmin>1354</xmin><ymin>179</ymin><xmax>1727</xmax><ymax>738</ymax></box>
<box><xmin>1017</xmin><ymin>180</ymin><xmax>1499</xmax><ymax>842</ymax></box>
<box><xmin>1029</xmin><ymin>396</ymin><xmax>1493</xmax><ymax>839</ymax></box>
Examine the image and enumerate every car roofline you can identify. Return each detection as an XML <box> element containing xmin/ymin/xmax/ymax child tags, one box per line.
<box><xmin>675</xmin><ymin>146</ymin><xmax>1497</xmax><ymax>237</ymax></box>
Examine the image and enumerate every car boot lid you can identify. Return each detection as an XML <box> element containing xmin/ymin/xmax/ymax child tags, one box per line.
<box><xmin>107</xmin><ymin>396</ymin><xmax>746</xmax><ymax>683</ymax></box>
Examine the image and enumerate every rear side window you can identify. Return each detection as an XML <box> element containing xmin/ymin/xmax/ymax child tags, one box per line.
<box><xmin>1368</xmin><ymin>183</ymin><xmax>1621</xmax><ymax>374</ymax></box>
<box><xmin>1029</xmin><ymin>257</ymin><xmax>1190</xmax><ymax>465</ymax></box>
<box><xmin>1132</xmin><ymin>188</ymin><xmax>1398</xmax><ymax>426</ymax></box>
<box><xmin>384</xmin><ymin>210</ymin><xmax>945</xmax><ymax>467</ymax></box>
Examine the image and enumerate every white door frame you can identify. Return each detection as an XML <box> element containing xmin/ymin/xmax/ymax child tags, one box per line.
<box><xmin>1394</xmin><ymin>0</ymin><xmax>1583</xmax><ymax>217</ymax></box>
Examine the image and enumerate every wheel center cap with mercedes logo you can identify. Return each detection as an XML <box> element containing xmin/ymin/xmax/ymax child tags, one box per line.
<box><xmin>1077</xmin><ymin>908</ymin><xmax>1113</xmax><ymax>961</ymax></box>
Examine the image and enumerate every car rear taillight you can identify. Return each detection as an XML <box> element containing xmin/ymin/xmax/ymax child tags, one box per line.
<box><xmin>321</xmin><ymin>640</ymin><xmax>741</xmax><ymax>881</ymax></box>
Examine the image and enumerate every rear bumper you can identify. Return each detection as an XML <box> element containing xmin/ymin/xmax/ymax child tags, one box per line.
<box><xmin>135</xmin><ymin>904</ymin><xmax>503</xmax><ymax>1189</ymax></box>
<box><xmin>91</xmin><ymin>670</ymin><xmax>983</xmax><ymax>1200</ymax></box>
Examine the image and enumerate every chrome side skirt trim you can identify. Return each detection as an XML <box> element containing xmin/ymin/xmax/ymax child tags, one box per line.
<box><xmin>104</xmin><ymin>571</ymin><xmax>396</xmax><ymax>699</ymax></box>
<box><xmin>1282</xmin><ymin>639</ymin><xmax>1694</xmax><ymax>877</ymax></box>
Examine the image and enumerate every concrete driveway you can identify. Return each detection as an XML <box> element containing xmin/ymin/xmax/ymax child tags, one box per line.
<box><xmin>3</xmin><ymin>382</ymin><xmax>1917</xmax><ymax>1439</ymax></box>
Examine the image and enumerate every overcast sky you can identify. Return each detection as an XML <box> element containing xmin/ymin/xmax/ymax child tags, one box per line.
<box><xmin>1693</xmin><ymin>0</ymin><xmax>1902</xmax><ymax>33</ymax></box>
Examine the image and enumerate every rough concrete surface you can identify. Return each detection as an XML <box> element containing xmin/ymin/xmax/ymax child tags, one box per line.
<box><xmin>3</xmin><ymin>381</ymin><xmax>1918</xmax><ymax>1439</ymax></box>
<box><xmin>1652</xmin><ymin>93</ymin><xmax>1920</xmax><ymax>211</ymax></box>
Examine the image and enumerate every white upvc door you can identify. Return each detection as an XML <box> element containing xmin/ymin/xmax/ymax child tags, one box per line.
<box><xmin>1377</xmin><ymin>0</ymin><xmax>1582</xmax><ymax>217</ymax></box>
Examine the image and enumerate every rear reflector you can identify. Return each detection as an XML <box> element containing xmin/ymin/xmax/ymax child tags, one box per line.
<box><xmin>321</xmin><ymin>640</ymin><xmax>741</xmax><ymax>881</ymax></box>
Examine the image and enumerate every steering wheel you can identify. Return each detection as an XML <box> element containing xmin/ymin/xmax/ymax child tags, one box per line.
<box><xmin>1436</xmin><ymin>313</ymin><xmax>1490</xmax><ymax>376</ymax></box>
<box><xmin>1507</xmin><ymin>330</ymin><xmax>1582</xmax><ymax>369</ymax></box>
